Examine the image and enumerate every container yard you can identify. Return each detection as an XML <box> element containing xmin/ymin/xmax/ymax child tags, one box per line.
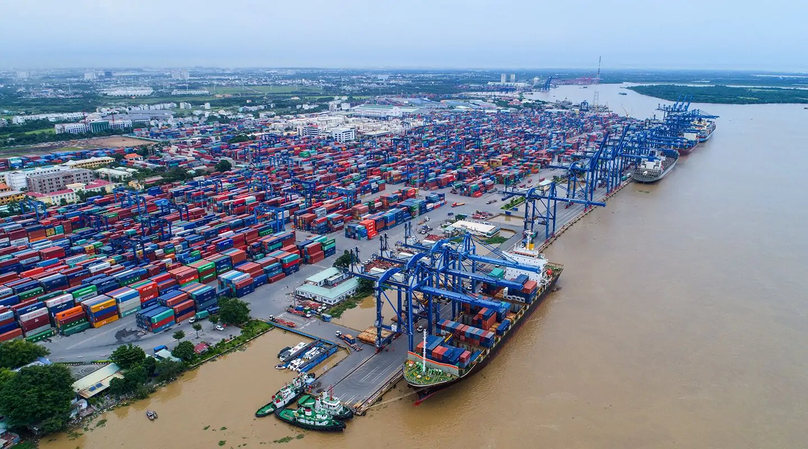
<box><xmin>0</xmin><ymin>99</ymin><xmax>717</xmax><ymax>424</ymax></box>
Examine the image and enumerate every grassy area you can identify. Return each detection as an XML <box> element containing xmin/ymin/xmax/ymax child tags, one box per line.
<box><xmin>188</xmin><ymin>320</ymin><xmax>273</xmax><ymax>365</ymax></box>
<box><xmin>628</xmin><ymin>84</ymin><xmax>808</xmax><ymax>104</ymax></box>
<box><xmin>205</xmin><ymin>85</ymin><xmax>323</xmax><ymax>95</ymax></box>
<box><xmin>485</xmin><ymin>235</ymin><xmax>508</xmax><ymax>245</ymax></box>
<box><xmin>501</xmin><ymin>197</ymin><xmax>526</xmax><ymax>210</ymax></box>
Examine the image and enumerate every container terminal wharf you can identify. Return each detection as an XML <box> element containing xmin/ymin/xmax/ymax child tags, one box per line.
<box><xmin>0</xmin><ymin>102</ymin><xmax>714</xmax><ymax>414</ymax></box>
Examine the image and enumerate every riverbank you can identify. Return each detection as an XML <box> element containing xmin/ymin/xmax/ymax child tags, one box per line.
<box><xmin>627</xmin><ymin>84</ymin><xmax>808</xmax><ymax>104</ymax></box>
<box><xmin>40</xmin><ymin>331</ymin><xmax>348</xmax><ymax>449</ymax></box>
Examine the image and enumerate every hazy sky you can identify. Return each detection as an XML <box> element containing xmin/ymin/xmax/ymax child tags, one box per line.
<box><xmin>2</xmin><ymin>0</ymin><xmax>805</xmax><ymax>71</ymax></box>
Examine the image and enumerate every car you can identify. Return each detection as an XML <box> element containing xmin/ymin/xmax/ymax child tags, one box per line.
<box><xmin>215</xmin><ymin>324</ymin><xmax>225</xmax><ymax>331</ymax></box>
<box><xmin>188</xmin><ymin>317</ymin><xmax>196</xmax><ymax>324</ymax></box>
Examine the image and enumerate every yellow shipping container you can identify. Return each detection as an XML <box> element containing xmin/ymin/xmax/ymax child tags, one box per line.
<box><xmin>89</xmin><ymin>300</ymin><xmax>116</xmax><ymax>313</ymax></box>
<box><xmin>92</xmin><ymin>315</ymin><xmax>120</xmax><ymax>328</ymax></box>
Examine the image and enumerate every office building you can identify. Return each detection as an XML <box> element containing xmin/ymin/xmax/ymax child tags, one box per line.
<box><xmin>330</xmin><ymin>127</ymin><xmax>356</xmax><ymax>143</ymax></box>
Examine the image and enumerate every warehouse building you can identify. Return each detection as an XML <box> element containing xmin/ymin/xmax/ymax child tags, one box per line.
<box><xmin>294</xmin><ymin>267</ymin><xmax>359</xmax><ymax>305</ymax></box>
<box><xmin>447</xmin><ymin>220</ymin><xmax>500</xmax><ymax>238</ymax></box>
<box><xmin>63</xmin><ymin>156</ymin><xmax>114</xmax><ymax>170</ymax></box>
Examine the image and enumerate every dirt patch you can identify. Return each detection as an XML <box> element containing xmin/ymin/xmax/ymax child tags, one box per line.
<box><xmin>0</xmin><ymin>136</ymin><xmax>153</xmax><ymax>156</ymax></box>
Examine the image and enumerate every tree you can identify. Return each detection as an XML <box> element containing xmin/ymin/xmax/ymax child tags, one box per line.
<box><xmin>0</xmin><ymin>365</ymin><xmax>75</xmax><ymax>432</ymax></box>
<box><xmin>141</xmin><ymin>355</ymin><xmax>157</xmax><ymax>377</ymax></box>
<box><xmin>172</xmin><ymin>341</ymin><xmax>196</xmax><ymax>363</ymax></box>
<box><xmin>214</xmin><ymin>159</ymin><xmax>232</xmax><ymax>173</ymax></box>
<box><xmin>218</xmin><ymin>297</ymin><xmax>250</xmax><ymax>326</ymax></box>
<box><xmin>333</xmin><ymin>250</ymin><xmax>353</xmax><ymax>270</ymax></box>
<box><xmin>0</xmin><ymin>340</ymin><xmax>50</xmax><ymax>370</ymax></box>
<box><xmin>209</xmin><ymin>315</ymin><xmax>220</xmax><ymax>325</ymax></box>
<box><xmin>0</xmin><ymin>368</ymin><xmax>14</xmax><ymax>389</ymax></box>
<box><xmin>155</xmin><ymin>359</ymin><xmax>185</xmax><ymax>383</ymax></box>
<box><xmin>110</xmin><ymin>344</ymin><xmax>146</xmax><ymax>370</ymax></box>
<box><xmin>192</xmin><ymin>323</ymin><xmax>202</xmax><ymax>338</ymax></box>
<box><xmin>357</xmin><ymin>278</ymin><xmax>375</xmax><ymax>296</ymax></box>
<box><xmin>172</xmin><ymin>330</ymin><xmax>185</xmax><ymax>343</ymax></box>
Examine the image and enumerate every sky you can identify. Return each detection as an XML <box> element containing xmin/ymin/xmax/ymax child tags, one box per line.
<box><xmin>1</xmin><ymin>0</ymin><xmax>806</xmax><ymax>71</ymax></box>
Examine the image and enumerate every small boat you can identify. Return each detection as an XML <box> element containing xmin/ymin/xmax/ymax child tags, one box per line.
<box><xmin>298</xmin><ymin>390</ymin><xmax>354</xmax><ymax>421</ymax></box>
<box><xmin>619</xmin><ymin>92</ymin><xmax>627</xmax><ymax>96</ymax></box>
<box><xmin>275</xmin><ymin>407</ymin><xmax>346</xmax><ymax>432</ymax></box>
<box><xmin>255</xmin><ymin>377</ymin><xmax>305</xmax><ymax>417</ymax></box>
<box><xmin>146</xmin><ymin>410</ymin><xmax>158</xmax><ymax>420</ymax></box>
<box><xmin>275</xmin><ymin>364</ymin><xmax>286</xmax><ymax>370</ymax></box>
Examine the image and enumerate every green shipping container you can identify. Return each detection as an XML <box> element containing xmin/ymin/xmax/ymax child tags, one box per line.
<box><xmin>60</xmin><ymin>318</ymin><xmax>88</xmax><ymax>331</ymax></box>
<box><xmin>62</xmin><ymin>322</ymin><xmax>91</xmax><ymax>336</ymax></box>
<box><xmin>19</xmin><ymin>287</ymin><xmax>44</xmax><ymax>301</ymax></box>
<box><xmin>72</xmin><ymin>285</ymin><xmax>98</xmax><ymax>301</ymax></box>
<box><xmin>25</xmin><ymin>328</ymin><xmax>56</xmax><ymax>343</ymax></box>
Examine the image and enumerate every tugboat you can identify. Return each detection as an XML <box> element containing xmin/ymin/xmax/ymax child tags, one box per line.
<box><xmin>296</xmin><ymin>389</ymin><xmax>354</xmax><ymax>421</ymax></box>
<box><xmin>275</xmin><ymin>407</ymin><xmax>346</xmax><ymax>432</ymax></box>
<box><xmin>631</xmin><ymin>149</ymin><xmax>679</xmax><ymax>183</ymax></box>
<box><xmin>146</xmin><ymin>410</ymin><xmax>158</xmax><ymax>421</ymax></box>
<box><xmin>255</xmin><ymin>373</ymin><xmax>313</xmax><ymax>418</ymax></box>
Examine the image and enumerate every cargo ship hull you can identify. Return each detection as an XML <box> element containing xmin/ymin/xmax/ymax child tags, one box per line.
<box><xmin>410</xmin><ymin>273</ymin><xmax>560</xmax><ymax>402</ymax></box>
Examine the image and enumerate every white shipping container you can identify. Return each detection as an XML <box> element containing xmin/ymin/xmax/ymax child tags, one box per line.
<box><xmin>10</xmin><ymin>237</ymin><xmax>30</xmax><ymax>246</ymax></box>
<box><xmin>19</xmin><ymin>307</ymin><xmax>49</xmax><ymax>321</ymax></box>
<box><xmin>19</xmin><ymin>256</ymin><xmax>40</xmax><ymax>265</ymax></box>
<box><xmin>88</xmin><ymin>262</ymin><xmax>111</xmax><ymax>273</ymax></box>
<box><xmin>45</xmin><ymin>294</ymin><xmax>74</xmax><ymax>308</ymax></box>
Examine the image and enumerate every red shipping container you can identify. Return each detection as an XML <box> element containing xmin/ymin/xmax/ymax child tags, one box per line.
<box><xmin>0</xmin><ymin>328</ymin><xmax>23</xmax><ymax>342</ymax></box>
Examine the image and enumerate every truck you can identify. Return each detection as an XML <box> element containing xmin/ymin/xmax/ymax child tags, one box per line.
<box><xmin>451</xmin><ymin>202</ymin><xmax>465</xmax><ymax>208</ymax></box>
<box><xmin>335</xmin><ymin>331</ymin><xmax>361</xmax><ymax>351</ymax></box>
<box><xmin>287</xmin><ymin>306</ymin><xmax>312</xmax><ymax>318</ymax></box>
<box><xmin>268</xmin><ymin>315</ymin><xmax>297</xmax><ymax>328</ymax></box>
<box><xmin>189</xmin><ymin>310</ymin><xmax>210</xmax><ymax>323</ymax></box>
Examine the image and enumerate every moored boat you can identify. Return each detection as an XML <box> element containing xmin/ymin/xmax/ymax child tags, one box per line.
<box><xmin>403</xmin><ymin>245</ymin><xmax>563</xmax><ymax>402</ymax></box>
<box><xmin>631</xmin><ymin>149</ymin><xmax>679</xmax><ymax>183</ymax></box>
<box><xmin>255</xmin><ymin>373</ymin><xmax>312</xmax><ymax>417</ymax></box>
<box><xmin>693</xmin><ymin>118</ymin><xmax>716</xmax><ymax>142</ymax></box>
<box><xmin>297</xmin><ymin>390</ymin><xmax>354</xmax><ymax>421</ymax></box>
<box><xmin>275</xmin><ymin>407</ymin><xmax>346</xmax><ymax>432</ymax></box>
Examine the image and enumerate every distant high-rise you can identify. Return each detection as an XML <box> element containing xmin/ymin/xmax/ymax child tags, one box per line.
<box><xmin>510</xmin><ymin>74</ymin><xmax>516</xmax><ymax>83</ymax></box>
<box><xmin>104</xmin><ymin>71</ymin><xmax>113</xmax><ymax>78</ymax></box>
<box><xmin>500</xmin><ymin>73</ymin><xmax>507</xmax><ymax>83</ymax></box>
<box><xmin>84</xmin><ymin>71</ymin><xmax>97</xmax><ymax>81</ymax></box>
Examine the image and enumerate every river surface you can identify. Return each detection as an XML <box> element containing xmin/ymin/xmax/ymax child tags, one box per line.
<box><xmin>43</xmin><ymin>84</ymin><xmax>808</xmax><ymax>448</ymax></box>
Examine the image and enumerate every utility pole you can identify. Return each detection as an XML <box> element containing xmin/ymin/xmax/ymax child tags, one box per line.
<box><xmin>593</xmin><ymin>56</ymin><xmax>601</xmax><ymax>110</ymax></box>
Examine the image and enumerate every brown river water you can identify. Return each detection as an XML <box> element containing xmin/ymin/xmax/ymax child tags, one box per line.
<box><xmin>43</xmin><ymin>85</ymin><xmax>808</xmax><ymax>448</ymax></box>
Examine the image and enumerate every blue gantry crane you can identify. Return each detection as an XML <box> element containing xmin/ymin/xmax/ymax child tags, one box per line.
<box><xmin>155</xmin><ymin>199</ymin><xmax>189</xmax><ymax>221</ymax></box>
<box><xmin>287</xmin><ymin>177</ymin><xmax>317</xmax><ymax>208</ymax></box>
<box><xmin>253</xmin><ymin>203</ymin><xmax>286</xmax><ymax>234</ymax></box>
<box><xmin>20</xmin><ymin>198</ymin><xmax>48</xmax><ymax>220</ymax></box>
<box><xmin>324</xmin><ymin>185</ymin><xmax>358</xmax><ymax>207</ymax></box>
<box><xmin>501</xmin><ymin>180</ymin><xmax>606</xmax><ymax>243</ymax></box>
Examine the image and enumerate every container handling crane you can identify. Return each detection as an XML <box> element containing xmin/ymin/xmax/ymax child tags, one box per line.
<box><xmin>346</xmin><ymin>231</ymin><xmax>556</xmax><ymax>353</ymax></box>
<box><xmin>114</xmin><ymin>187</ymin><xmax>148</xmax><ymax>217</ymax></box>
<box><xmin>155</xmin><ymin>198</ymin><xmax>189</xmax><ymax>221</ymax></box>
<box><xmin>287</xmin><ymin>177</ymin><xmax>317</xmax><ymax>208</ymax></box>
<box><xmin>254</xmin><ymin>203</ymin><xmax>286</xmax><ymax>234</ymax></box>
<box><xmin>20</xmin><ymin>198</ymin><xmax>48</xmax><ymax>220</ymax></box>
<box><xmin>324</xmin><ymin>186</ymin><xmax>358</xmax><ymax>208</ymax></box>
<box><xmin>501</xmin><ymin>180</ymin><xmax>606</xmax><ymax>244</ymax></box>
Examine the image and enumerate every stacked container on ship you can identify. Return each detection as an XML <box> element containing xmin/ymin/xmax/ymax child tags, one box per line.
<box><xmin>403</xmin><ymin>244</ymin><xmax>563</xmax><ymax>401</ymax></box>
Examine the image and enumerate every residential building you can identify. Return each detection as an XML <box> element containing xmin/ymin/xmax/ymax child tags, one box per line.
<box><xmin>63</xmin><ymin>156</ymin><xmax>114</xmax><ymax>170</ymax></box>
<box><xmin>298</xmin><ymin>125</ymin><xmax>320</xmax><ymax>138</ymax></box>
<box><xmin>4</xmin><ymin>166</ymin><xmax>71</xmax><ymax>190</ymax></box>
<box><xmin>124</xmin><ymin>153</ymin><xmax>143</xmax><ymax>163</ymax></box>
<box><xmin>96</xmin><ymin>168</ymin><xmax>134</xmax><ymax>181</ymax></box>
<box><xmin>0</xmin><ymin>183</ymin><xmax>10</xmax><ymax>192</ymax></box>
<box><xmin>54</xmin><ymin>122</ymin><xmax>90</xmax><ymax>134</ymax></box>
<box><xmin>330</xmin><ymin>127</ymin><xmax>356</xmax><ymax>143</ymax></box>
<box><xmin>27</xmin><ymin>189</ymin><xmax>78</xmax><ymax>205</ymax></box>
<box><xmin>68</xmin><ymin>179</ymin><xmax>115</xmax><ymax>195</ymax></box>
<box><xmin>27</xmin><ymin>168</ymin><xmax>94</xmax><ymax>194</ymax></box>
<box><xmin>0</xmin><ymin>191</ymin><xmax>25</xmax><ymax>206</ymax></box>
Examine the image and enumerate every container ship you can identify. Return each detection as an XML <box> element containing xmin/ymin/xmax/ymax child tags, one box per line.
<box><xmin>403</xmin><ymin>245</ymin><xmax>562</xmax><ymax>401</ymax></box>
<box><xmin>693</xmin><ymin>118</ymin><xmax>716</xmax><ymax>142</ymax></box>
<box><xmin>631</xmin><ymin>149</ymin><xmax>679</xmax><ymax>183</ymax></box>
